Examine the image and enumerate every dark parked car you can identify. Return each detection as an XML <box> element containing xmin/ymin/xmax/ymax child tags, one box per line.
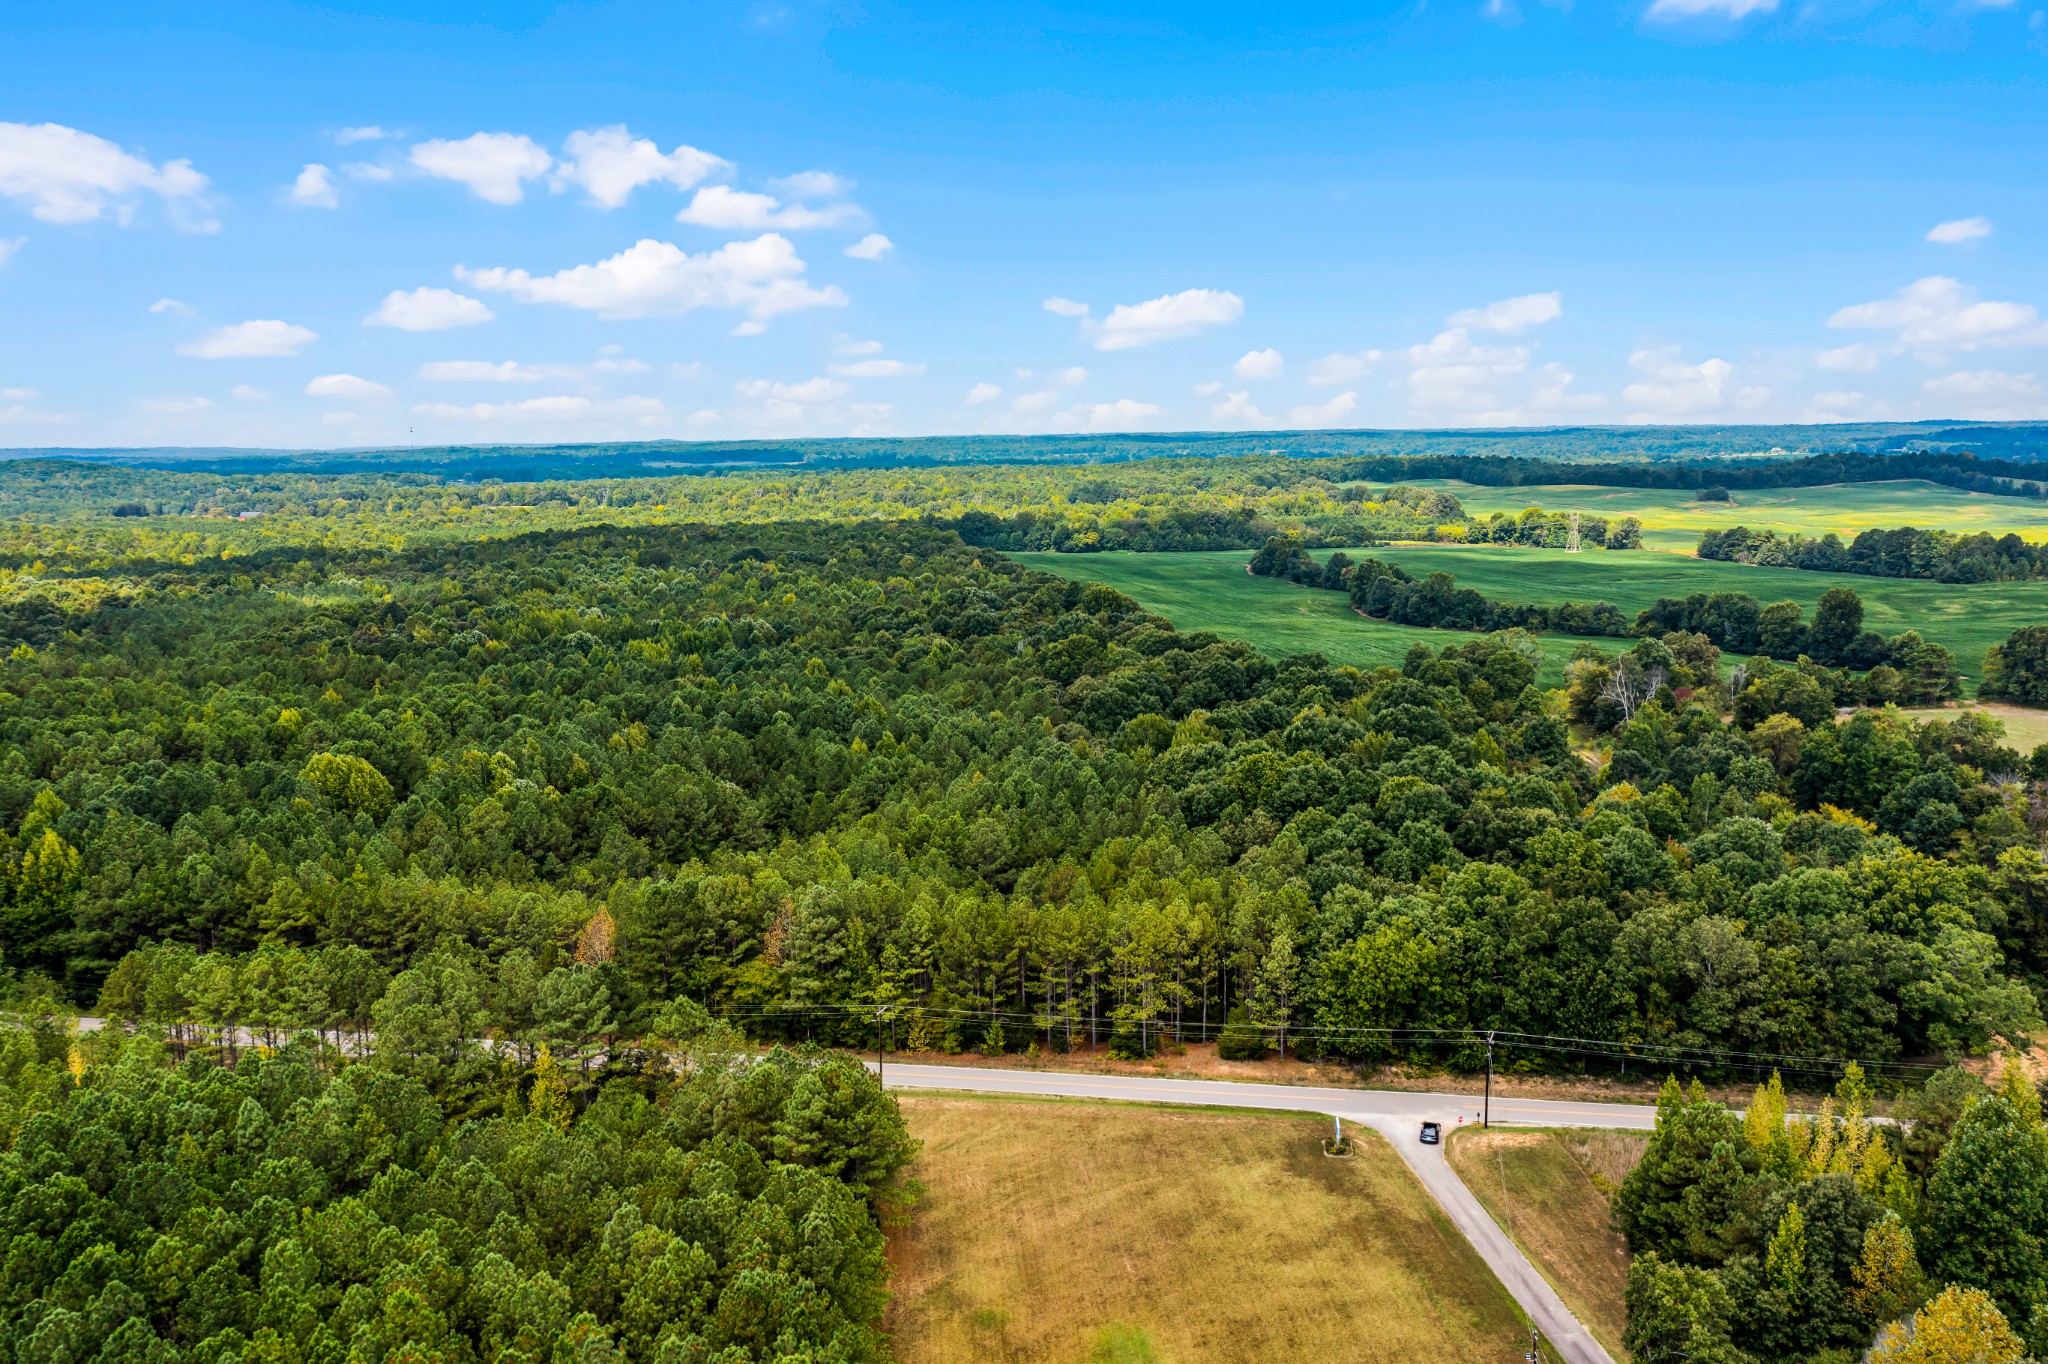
<box><xmin>1419</xmin><ymin>1121</ymin><xmax>1441</xmax><ymax>1145</ymax></box>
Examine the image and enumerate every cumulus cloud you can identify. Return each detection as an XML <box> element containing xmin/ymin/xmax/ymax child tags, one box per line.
<box><xmin>177</xmin><ymin>320</ymin><xmax>318</xmax><ymax>359</ymax></box>
<box><xmin>1927</xmin><ymin>217</ymin><xmax>1993</xmax><ymax>245</ymax></box>
<box><xmin>414</xmin><ymin>394</ymin><xmax>667</xmax><ymax>427</ymax></box>
<box><xmin>344</xmin><ymin>162</ymin><xmax>396</xmax><ymax>182</ymax></box>
<box><xmin>1622</xmin><ymin>347</ymin><xmax>1768</xmax><ymax>420</ymax></box>
<box><xmin>305</xmin><ymin>373</ymin><xmax>392</xmax><ymax>399</ymax></box>
<box><xmin>1212</xmin><ymin>390</ymin><xmax>1270</xmax><ymax>426</ymax></box>
<box><xmin>231</xmin><ymin>385</ymin><xmax>268</xmax><ymax>401</ymax></box>
<box><xmin>1525</xmin><ymin>363</ymin><xmax>1605</xmax><ymax>415</ymax></box>
<box><xmin>409</xmin><ymin>132</ymin><xmax>553</xmax><ymax>204</ymax></box>
<box><xmin>1</xmin><ymin>388</ymin><xmax>38</xmax><ymax>401</ymax></box>
<box><xmin>1816</xmin><ymin>343</ymin><xmax>1880</xmax><ymax>372</ymax></box>
<box><xmin>834</xmin><ymin>337</ymin><xmax>884</xmax><ymax>356</ymax></box>
<box><xmin>1094</xmin><ymin>288</ymin><xmax>1243</xmax><ymax>351</ymax></box>
<box><xmin>0</xmin><ymin>121</ymin><xmax>213</xmax><ymax>229</ymax></box>
<box><xmin>736</xmin><ymin>377</ymin><xmax>849</xmax><ymax>403</ymax></box>
<box><xmin>829</xmin><ymin>358</ymin><xmax>925</xmax><ymax>377</ymax></box>
<box><xmin>552</xmin><ymin>126</ymin><xmax>727</xmax><ymax>209</ymax></box>
<box><xmin>774</xmin><ymin>171</ymin><xmax>852</xmax><ymax>199</ymax></box>
<box><xmin>1829</xmin><ymin>276</ymin><xmax>2048</xmax><ymax>351</ymax></box>
<box><xmin>1011</xmin><ymin>390</ymin><xmax>1058</xmax><ymax>414</ymax></box>
<box><xmin>1233</xmin><ymin>348</ymin><xmax>1283</xmax><ymax>380</ymax></box>
<box><xmin>675</xmin><ymin>185</ymin><xmax>860</xmax><ymax>230</ymax></box>
<box><xmin>1056</xmin><ymin>366</ymin><xmax>1088</xmax><ymax>385</ymax></box>
<box><xmin>1922</xmin><ymin>369</ymin><xmax>2047</xmax><ymax>418</ymax></box>
<box><xmin>366</xmin><ymin>286</ymin><xmax>496</xmax><ymax>331</ymax></box>
<box><xmin>1291</xmin><ymin>392</ymin><xmax>1359</xmax><ymax>428</ymax></box>
<box><xmin>1405</xmin><ymin>327</ymin><xmax>1531</xmax><ymax>416</ymax></box>
<box><xmin>1042</xmin><ymin>297</ymin><xmax>1090</xmax><ymax>317</ymax></box>
<box><xmin>149</xmin><ymin>297</ymin><xmax>192</xmax><ymax>315</ymax></box>
<box><xmin>457</xmin><ymin>235</ymin><xmax>845</xmax><ymax>323</ymax></box>
<box><xmin>1447</xmin><ymin>291</ymin><xmax>1562</xmax><ymax>335</ymax></box>
<box><xmin>138</xmin><ymin>396</ymin><xmax>211</xmax><ymax>414</ymax></box>
<box><xmin>1067</xmin><ymin>398</ymin><xmax>1162</xmax><ymax>431</ymax></box>
<box><xmin>1308</xmin><ymin>349</ymin><xmax>1384</xmax><ymax>385</ymax></box>
<box><xmin>965</xmin><ymin>382</ymin><xmax>1001</xmax><ymax>404</ymax></box>
<box><xmin>1646</xmin><ymin>0</ymin><xmax>1778</xmax><ymax>17</ymax></box>
<box><xmin>844</xmin><ymin>233</ymin><xmax>893</xmax><ymax>261</ymax></box>
<box><xmin>0</xmin><ymin>238</ymin><xmax>21</xmax><ymax>269</ymax></box>
<box><xmin>288</xmin><ymin>164</ymin><xmax>338</xmax><ymax>208</ymax></box>
<box><xmin>335</xmin><ymin>126</ymin><xmax>390</xmax><ymax>144</ymax></box>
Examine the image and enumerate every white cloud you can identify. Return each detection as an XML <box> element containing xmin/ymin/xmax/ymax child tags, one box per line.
<box><xmin>1057</xmin><ymin>366</ymin><xmax>1088</xmax><ymax>385</ymax></box>
<box><xmin>736</xmin><ymin>377</ymin><xmax>849</xmax><ymax>403</ymax></box>
<box><xmin>1927</xmin><ymin>217</ymin><xmax>1993</xmax><ymax>245</ymax></box>
<box><xmin>1804</xmin><ymin>391</ymin><xmax>1868</xmax><ymax>418</ymax></box>
<box><xmin>844</xmin><ymin>233</ymin><xmax>893</xmax><ymax>261</ymax></box>
<box><xmin>1094</xmin><ymin>288</ymin><xmax>1244</xmax><ymax>350</ymax></box>
<box><xmin>288</xmin><ymin>164</ymin><xmax>338</xmax><ymax>208</ymax></box>
<box><xmin>1447</xmin><ymin>291</ymin><xmax>1562</xmax><ymax>335</ymax></box>
<box><xmin>335</xmin><ymin>126</ymin><xmax>390</xmax><ymax>145</ymax></box>
<box><xmin>0</xmin><ymin>121</ymin><xmax>213</xmax><ymax>229</ymax></box>
<box><xmin>458</xmin><ymin>234</ymin><xmax>846</xmax><ymax>323</ymax></box>
<box><xmin>1647</xmin><ymin>0</ymin><xmax>1777</xmax><ymax>17</ymax></box>
<box><xmin>419</xmin><ymin>360</ymin><xmax>552</xmax><ymax>383</ymax></box>
<box><xmin>675</xmin><ymin>185</ymin><xmax>859</xmax><ymax>230</ymax></box>
<box><xmin>1816</xmin><ymin>343</ymin><xmax>1880</xmax><ymax>372</ymax></box>
<box><xmin>732</xmin><ymin>320</ymin><xmax>769</xmax><ymax>337</ymax></box>
<box><xmin>965</xmin><ymin>382</ymin><xmax>1001</xmax><ymax>405</ymax></box>
<box><xmin>177</xmin><ymin>320</ymin><xmax>318</xmax><ymax>359</ymax></box>
<box><xmin>1</xmin><ymin>387</ymin><xmax>38</xmax><ymax>401</ymax></box>
<box><xmin>1212</xmin><ymin>390</ymin><xmax>1270</xmax><ymax>425</ymax></box>
<box><xmin>1922</xmin><ymin>369</ymin><xmax>2047</xmax><ymax>418</ymax></box>
<box><xmin>591</xmin><ymin>355</ymin><xmax>648</xmax><ymax>374</ymax></box>
<box><xmin>1622</xmin><ymin>347</ymin><xmax>1768</xmax><ymax>420</ymax></box>
<box><xmin>366</xmin><ymin>286</ymin><xmax>496</xmax><ymax>331</ymax></box>
<box><xmin>774</xmin><ymin>171</ymin><xmax>852</xmax><ymax>200</ymax></box>
<box><xmin>1069</xmin><ymin>398</ymin><xmax>1161</xmax><ymax>431</ymax></box>
<box><xmin>1043</xmin><ymin>297</ymin><xmax>1090</xmax><ymax>317</ymax></box>
<box><xmin>139</xmin><ymin>395</ymin><xmax>211</xmax><ymax>414</ymax></box>
<box><xmin>552</xmin><ymin>126</ymin><xmax>728</xmax><ymax>209</ymax></box>
<box><xmin>1291</xmin><ymin>392</ymin><xmax>1358</xmax><ymax>428</ymax></box>
<box><xmin>1194</xmin><ymin>381</ymin><xmax>1223</xmax><ymax>396</ymax></box>
<box><xmin>830</xmin><ymin>358</ymin><xmax>925</xmax><ymax>377</ymax></box>
<box><xmin>1828</xmin><ymin>276</ymin><xmax>2048</xmax><ymax>351</ymax></box>
<box><xmin>1233</xmin><ymin>348</ymin><xmax>1283</xmax><ymax>380</ymax></box>
<box><xmin>149</xmin><ymin>297</ymin><xmax>191</xmax><ymax>315</ymax></box>
<box><xmin>231</xmin><ymin>385</ymin><xmax>268</xmax><ymax>401</ymax></box>
<box><xmin>834</xmin><ymin>336</ymin><xmax>884</xmax><ymax>355</ymax></box>
<box><xmin>409</xmin><ymin>132</ymin><xmax>552</xmax><ymax>205</ymax></box>
<box><xmin>1011</xmin><ymin>390</ymin><xmax>1058</xmax><ymax>414</ymax></box>
<box><xmin>306</xmin><ymin>373</ymin><xmax>392</xmax><ymax>399</ymax></box>
<box><xmin>1308</xmin><ymin>349</ymin><xmax>1383</xmax><ymax>385</ymax></box>
<box><xmin>0</xmin><ymin>238</ymin><xmax>22</xmax><ymax>269</ymax></box>
<box><xmin>1405</xmin><ymin>327</ymin><xmax>1531</xmax><ymax>415</ymax></box>
<box><xmin>414</xmin><ymin>395</ymin><xmax>667</xmax><ymax>425</ymax></box>
<box><xmin>344</xmin><ymin>162</ymin><xmax>396</xmax><ymax>182</ymax></box>
<box><xmin>1526</xmin><ymin>363</ymin><xmax>1605</xmax><ymax>414</ymax></box>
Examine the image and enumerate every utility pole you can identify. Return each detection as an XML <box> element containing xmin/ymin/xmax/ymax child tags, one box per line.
<box><xmin>1484</xmin><ymin>1030</ymin><xmax>1496</xmax><ymax>1128</ymax></box>
<box><xmin>876</xmin><ymin>1007</ymin><xmax>886</xmax><ymax>1084</ymax></box>
<box><xmin>1565</xmin><ymin>512</ymin><xmax>1582</xmax><ymax>553</ymax></box>
<box><xmin>1526</xmin><ymin>1327</ymin><xmax>1541</xmax><ymax>1364</ymax></box>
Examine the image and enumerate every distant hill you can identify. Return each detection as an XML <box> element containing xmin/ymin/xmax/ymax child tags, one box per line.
<box><xmin>5</xmin><ymin>420</ymin><xmax>2047</xmax><ymax>479</ymax></box>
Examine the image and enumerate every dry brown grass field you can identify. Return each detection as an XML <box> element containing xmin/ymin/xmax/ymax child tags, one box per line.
<box><xmin>886</xmin><ymin>1096</ymin><xmax>1540</xmax><ymax>1364</ymax></box>
<box><xmin>1446</xmin><ymin>1128</ymin><xmax>1651</xmax><ymax>1361</ymax></box>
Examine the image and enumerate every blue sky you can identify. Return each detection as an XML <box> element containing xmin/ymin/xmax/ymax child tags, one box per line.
<box><xmin>1</xmin><ymin>0</ymin><xmax>2045</xmax><ymax>447</ymax></box>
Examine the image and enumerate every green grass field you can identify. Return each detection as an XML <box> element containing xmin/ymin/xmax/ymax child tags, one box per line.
<box><xmin>1404</xmin><ymin>478</ymin><xmax>2048</xmax><ymax>553</ymax></box>
<box><xmin>1013</xmin><ymin>544</ymin><xmax>2048</xmax><ymax>695</ymax></box>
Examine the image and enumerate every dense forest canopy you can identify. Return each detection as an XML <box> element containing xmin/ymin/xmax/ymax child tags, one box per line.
<box><xmin>4</xmin><ymin>450</ymin><xmax>2048</xmax><ymax>1362</ymax></box>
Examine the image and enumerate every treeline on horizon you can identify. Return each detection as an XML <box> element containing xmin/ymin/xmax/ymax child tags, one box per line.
<box><xmin>1701</xmin><ymin>524</ymin><xmax>2048</xmax><ymax>583</ymax></box>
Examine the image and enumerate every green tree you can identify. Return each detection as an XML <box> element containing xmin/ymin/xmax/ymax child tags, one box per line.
<box><xmin>1925</xmin><ymin>1094</ymin><xmax>2048</xmax><ymax>1325</ymax></box>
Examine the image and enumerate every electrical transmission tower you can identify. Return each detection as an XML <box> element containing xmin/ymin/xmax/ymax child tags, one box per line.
<box><xmin>1565</xmin><ymin>511</ymin><xmax>1582</xmax><ymax>553</ymax></box>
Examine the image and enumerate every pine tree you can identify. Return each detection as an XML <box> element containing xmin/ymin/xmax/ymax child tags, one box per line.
<box><xmin>530</xmin><ymin>1043</ymin><xmax>573</xmax><ymax>1131</ymax></box>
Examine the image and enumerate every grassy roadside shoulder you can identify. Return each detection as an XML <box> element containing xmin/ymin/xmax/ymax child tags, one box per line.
<box><xmin>1445</xmin><ymin>1127</ymin><xmax>1650</xmax><ymax>1361</ymax></box>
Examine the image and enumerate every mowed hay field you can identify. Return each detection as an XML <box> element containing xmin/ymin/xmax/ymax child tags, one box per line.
<box><xmin>1406</xmin><ymin>478</ymin><xmax>2048</xmax><ymax>553</ymax></box>
<box><xmin>1447</xmin><ymin>1129</ymin><xmax>1650</xmax><ymax>1361</ymax></box>
<box><xmin>1014</xmin><ymin>543</ymin><xmax>2048</xmax><ymax>694</ymax></box>
<box><xmin>888</xmin><ymin>1098</ymin><xmax>1537</xmax><ymax>1364</ymax></box>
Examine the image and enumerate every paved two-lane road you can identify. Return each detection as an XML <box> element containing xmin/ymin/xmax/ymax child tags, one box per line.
<box><xmin>875</xmin><ymin>1062</ymin><xmax>1657</xmax><ymax>1364</ymax></box>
